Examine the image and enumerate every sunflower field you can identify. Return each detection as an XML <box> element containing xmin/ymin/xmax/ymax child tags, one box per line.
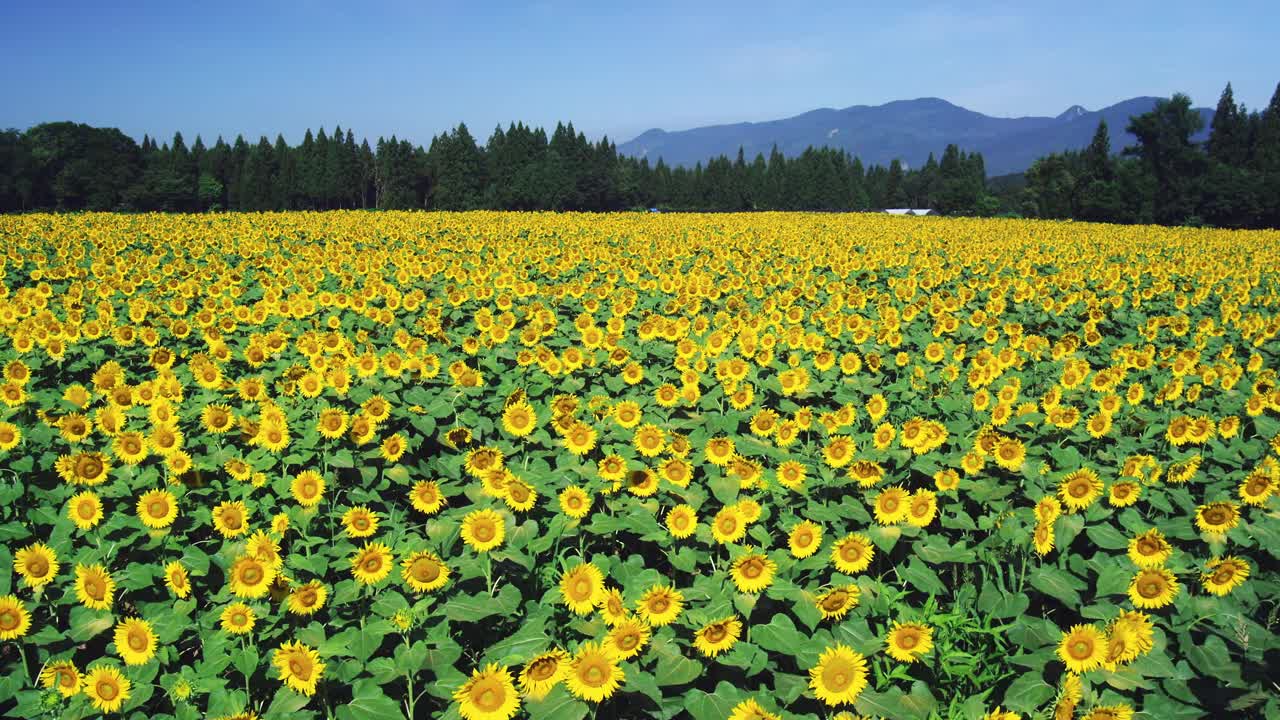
<box><xmin>0</xmin><ymin>212</ymin><xmax>1278</xmax><ymax>720</ymax></box>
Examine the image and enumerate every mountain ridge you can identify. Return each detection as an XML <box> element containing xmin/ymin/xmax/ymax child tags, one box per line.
<box><xmin>618</xmin><ymin>97</ymin><xmax>1214</xmax><ymax>175</ymax></box>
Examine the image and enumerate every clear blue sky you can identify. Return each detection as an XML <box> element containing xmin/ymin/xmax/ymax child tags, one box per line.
<box><xmin>3</xmin><ymin>1</ymin><xmax>1276</xmax><ymax>147</ymax></box>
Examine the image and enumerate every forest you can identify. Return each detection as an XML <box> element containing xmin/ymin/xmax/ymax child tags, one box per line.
<box><xmin>1</xmin><ymin>83</ymin><xmax>1277</xmax><ymax>227</ymax></box>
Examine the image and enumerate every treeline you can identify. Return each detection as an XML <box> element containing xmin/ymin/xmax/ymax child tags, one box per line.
<box><xmin>0</xmin><ymin>120</ymin><xmax>993</xmax><ymax>215</ymax></box>
<box><xmin>1017</xmin><ymin>83</ymin><xmax>1280</xmax><ymax>228</ymax></box>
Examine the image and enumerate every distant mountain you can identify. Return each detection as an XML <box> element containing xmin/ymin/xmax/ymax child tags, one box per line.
<box><xmin>618</xmin><ymin>97</ymin><xmax>1214</xmax><ymax>175</ymax></box>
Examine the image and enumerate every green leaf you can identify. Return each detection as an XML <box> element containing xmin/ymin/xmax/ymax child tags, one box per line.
<box><xmin>263</xmin><ymin>687</ymin><xmax>313</xmax><ymax>719</ymax></box>
<box><xmin>525</xmin><ymin>685</ymin><xmax>589</xmax><ymax>720</ymax></box>
<box><xmin>1085</xmin><ymin>523</ymin><xmax>1129</xmax><ymax>550</ymax></box>
<box><xmin>1028</xmin><ymin>565</ymin><xmax>1084</xmax><ymax>607</ymax></box>
<box><xmin>336</xmin><ymin>680</ymin><xmax>404</xmax><ymax>720</ymax></box>
<box><xmin>684</xmin><ymin>682</ymin><xmax>744</xmax><ymax>720</ymax></box>
<box><xmin>1001</xmin><ymin>672</ymin><xmax>1055</xmax><ymax>714</ymax></box>
<box><xmin>899</xmin><ymin>557</ymin><xmax>946</xmax><ymax>595</ymax></box>
<box><xmin>444</xmin><ymin>584</ymin><xmax>521</xmax><ymax>622</ymax></box>
<box><xmin>750</xmin><ymin>613</ymin><xmax>806</xmax><ymax>658</ymax></box>
<box><xmin>69</xmin><ymin>606</ymin><xmax>114</xmax><ymax>642</ymax></box>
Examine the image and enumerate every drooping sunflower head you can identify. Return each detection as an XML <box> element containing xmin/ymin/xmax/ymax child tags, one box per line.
<box><xmin>693</xmin><ymin>615</ymin><xmax>743</xmax><ymax>657</ymax></box>
<box><xmin>1201</xmin><ymin>556</ymin><xmax>1249</xmax><ymax>596</ymax></box>
<box><xmin>814</xmin><ymin>585</ymin><xmax>860</xmax><ymax>621</ymax></box>
<box><xmin>1194</xmin><ymin>501</ymin><xmax>1240</xmax><ymax>535</ymax></box>
<box><xmin>518</xmin><ymin>649</ymin><xmax>568</xmax><ymax>700</ymax></box>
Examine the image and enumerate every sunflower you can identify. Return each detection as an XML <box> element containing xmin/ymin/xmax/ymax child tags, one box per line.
<box><xmin>636</xmin><ymin>584</ymin><xmax>683</xmax><ymax>626</ymax></box>
<box><xmin>316</xmin><ymin>407</ymin><xmax>349</xmax><ymax>440</ymax></box>
<box><xmin>461</xmin><ymin>509</ymin><xmax>506</xmax><ymax>552</ymax></box>
<box><xmin>504</xmin><ymin>479</ymin><xmax>538</xmax><ymax>511</ymax></box>
<box><xmin>1202</xmin><ymin>556</ymin><xmax>1249</xmax><ymax>596</ymax></box>
<box><xmin>0</xmin><ymin>421</ymin><xmax>20</xmax><ymax>452</ymax></box>
<box><xmin>565</xmin><ymin>642</ymin><xmax>624</xmax><ymax>703</ymax></box>
<box><xmin>212</xmin><ymin>501</ymin><xmax>250</xmax><ymax>538</ymax></box>
<box><xmin>1059</xmin><ymin>469</ymin><xmax>1103</xmax><ymax>512</ymax></box>
<box><xmin>559</xmin><ymin>486</ymin><xmax>592</xmax><ymax>519</ymax></box>
<box><xmin>711</xmin><ymin>505</ymin><xmax>747</xmax><ymax>544</ymax></box>
<box><xmin>342</xmin><ymin>506</ymin><xmax>380</xmax><ymax>538</ymax></box>
<box><xmin>14</xmin><ymin>542</ymin><xmax>59</xmax><ymax>588</ymax></box>
<box><xmin>1194</xmin><ymin>501</ymin><xmax>1240</xmax><ymax>534</ymax></box>
<box><xmin>351</xmin><ymin>543</ymin><xmax>394</xmax><ymax>585</ymax></box>
<box><xmin>689</xmin><ymin>615</ymin><xmax>740</xmax><ymax>658</ymax></box>
<box><xmin>557</xmin><ymin>562</ymin><xmax>604</xmax><ymax>615</ymax></box>
<box><xmin>163</xmin><ymin>561</ymin><xmax>190</xmax><ymax>599</ymax></box>
<box><xmin>1034</xmin><ymin>497</ymin><xmax>1061</xmax><ymax>524</ymax></box>
<box><xmin>562</xmin><ymin>422</ymin><xmax>597</xmax><ymax>456</ymax></box>
<box><xmin>220</xmin><ymin>602</ymin><xmax>256</xmax><ymax>634</ymax></box>
<box><xmin>822</xmin><ymin>435</ymin><xmax>855</xmax><ymax>468</ymax></box>
<box><xmin>82</xmin><ymin>664</ymin><xmax>131</xmax><ymax>713</ymax></box>
<box><xmin>136</xmin><ymin>488</ymin><xmax>178</xmax><ymax>529</ymax></box>
<box><xmin>453</xmin><ymin>664</ymin><xmax>523</xmax><ymax>720</ymax></box>
<box><xmin>1102</xmin><ymin>623</ymin><xmax>1140</xmax><ymax>669</ymax></box>
<box><xmin>1107</xmin><ymin>481</ymin><xmax>1141</xmax><ymax>507</ymax></box>
<box><xmin>379</xmin><ymin>433</ymin><xmax>407</xmax><ymax>463</ymax></box>
<box><xmin>1128</xmin><ymin>568</ymin><xmax>1179</xmax><ymax>609</ymax></box>
<box><xmin>983</xmin><ymin>708</ymin><xmax>1021</xmax><ymax>720</ymax></box>
<box><xmin>502</xmin><ymin>401</ymin><xmax>537</xmax><ymax>437</ymax></box>
<box><xmin>1033</xmin><ymin>522</ymin><xmax>1055</xmax><ymax>556</ymax></box>
<box><xmin>809</xmin><ymin>644</ymin><xmax>869</xmax><ymax>706</ymax></box>
<box><xmin>705</xmin><ymin>436</ymin><xmax>736</xmax><ymax>466</ymax></box>
<box><xmin>1239</xmin><ymin>472</ymin><xmax>1274</xmax><ymax>506</ymax></box>
<box><xmin>519</xmin><ymin>649</ymin><xmax>568</xmax><ymax>699</ymax></box>
<box><xmin>993</xmin><ymin>438</ymin><xmax>1026</xmax><ymax>471</ymax></box>
<box><xmin>75</xmin><ymin>563</ymin><xmax>115</xmax><ymax>610</ymax></box>
<box><xmin>606</xmin><ymin>616</ymin><xmax>651</xmax><ymax>659</ymax></box>
<box><xmin>113</xmin><ymin>431</ymin><xmax>149</xmax><ymax>465</ymax></box>
<box><xmin>291</xmin><ymin>470</ymin><xmax>326</xmax><ymax>508</ymax></box>
<box><xmin>730</xmin><ymin>553</ymin><xmax>777</xmax><ymax>594</ymax></box>
<box><xmin>1057</xmin><ymin>624</ymin><xmax>1107</xmax><ymax>672</ymax></box>
<box><xmin>831</xmin><ymin>533</ymin><xmax>875</xmax><ymax>574</ymax></box>
<box><xmin>0</xmin><ymin>595</ymin><xmax>31</xmax><ymax>640</ymax></box>
<box><xmin>286</xmin><ymin>580</ymin><xmax>328</xmax><ymax>615</ymax></box>
<box><xmin>789</xmin><ymin>520</ymin><xmax>823</xmax><ymax>558</ymax></box>
<box><xmin>113</xmin><ymin>617</ymin><xmax>157</xmax><ymax>664</ymax></box>
<box><xmin>596</xmin><ymin>587</ymin><xmax>628</xmax><ymax>626</ymax></box>
<box><xmin>273</xmin><ymin>641</ymin><xmax>325</xmax><ymax>696</ymax></box>
<box><xmin>885</xmin><ymin>622</ymin><xmax>933</xmax><ymax>663</ymax></box>
<box><xmin>410</xmin><ymin>480</ymin><xmax>447</xmax><ymax>515</ymax></box>
<box><xmin>401</xmin><ymin>550</ymin><xmax>450</xmax><ymax>593</ymax></box>
<box><xmin>1111</xmin><ymin>611</ymin><xmax>1154</xmax><ymax>655</ymax></box>
<box><xmin>39</xmin><ymin>659</ymin><xmax>81</xmax><ymax>697</ymax></box>
<box><xmin>814</xmin><ymin>585</ymin><xmax>860</xmax><ymax>621</ymax></box>
<box><xmin>906</xmin><ymin>490</ymin><xmax>938</xmax><ymax>527</ymax></box>
<box><xmin>228</xmin><ymin>555</ymin><xmax>276</xmax><ymax>598</ymax></box>
<box><xmin>728</xmin><ymin>699</ymin><xmax>781</xmax><ymax>720</ymax></box>
<box><xmin>872</xmin><ymin>486</ymin><xmax>910</xmax><ymax>525</ymax></box>
<box><xmin>1126</xmin><ymin>529</ymin><xmax>1172</xmax><ymax>568</ymax></box>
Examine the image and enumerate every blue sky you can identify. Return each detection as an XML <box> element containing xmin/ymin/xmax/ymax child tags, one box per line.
<box><xmin>3</xmin><ymin>1</ymin><xmax>1276</xmax><ymax>147</ymax></box>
